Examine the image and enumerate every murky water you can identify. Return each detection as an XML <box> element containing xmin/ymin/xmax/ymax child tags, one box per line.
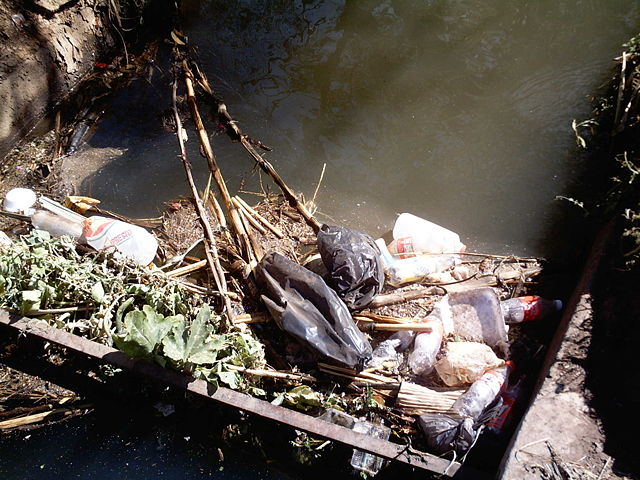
<box><xmin>81</xmin><ymin>0</ymin><xmax>640</xmax><ymax>259</ymax></box>
<box><xmin>3</xmin><ymin>3</ymin><xmax>639</xmax><ymax>478</ymax></box>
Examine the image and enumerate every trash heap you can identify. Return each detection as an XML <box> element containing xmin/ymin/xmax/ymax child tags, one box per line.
<box><xmin>0</xmin><ymin>183</ymin><xmax>562</xmax><ymax>475</ymax></box>
<box><xmin>0</xmin><ymin>49</ymin><xmax>562</xmax><ymax>475</ymax></box>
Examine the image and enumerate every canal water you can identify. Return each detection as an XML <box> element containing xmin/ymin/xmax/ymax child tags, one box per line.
<box><xmin>79</xmin><ymin>0</ymin><xmax>640</xmax><ymax>259</ymax></box>
<box><xmin>2</xmin><ymin>1</ymin><xmax>639</xmax><ymax>479</ymax></box>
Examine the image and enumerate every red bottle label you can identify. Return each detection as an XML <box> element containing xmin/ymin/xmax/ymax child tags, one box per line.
<box><xmin>518</xmin><ymin>296</ymin><xmax>542</xmax><ymax>322</ymax></box>
<box><xmin>395</xmin><ymin>237</ymin><xmax>415</xmax><ymax>258</ymax></box>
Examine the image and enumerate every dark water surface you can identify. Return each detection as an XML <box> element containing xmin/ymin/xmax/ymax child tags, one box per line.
<box><xmin>83</xmin><ymin>0</ymin><xmax>639</xmax><ymax>258</ymax></box>
<box><xmin>4</xmin><ymin>2</ymin><xmax>638</xmax><ymax>479</ymax></box>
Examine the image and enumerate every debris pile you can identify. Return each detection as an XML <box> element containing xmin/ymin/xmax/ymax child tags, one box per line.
<box><xmin>0</xmin><ymin>39</ymin><xmax>564</xmax><ymax>475</ymax></box>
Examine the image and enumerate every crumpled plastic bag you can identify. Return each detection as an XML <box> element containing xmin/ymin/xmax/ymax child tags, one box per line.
<box><xmin>435</xmin><ymin>341</ymin><xmax>505</xmax><ymax>387</ymax></box>
<box><xmin>316</xmin><ymin>224</ymin><xmax>384</xmax><ymax>310</ymax></box>
<box><xmin>255</xmin><ymin>252</ymin><xmax>372</xmax><ymax>370</ymax></box>
<box><xmin>417</xmin><ymin>413</ymin><xmax>476</xmax><ymax>456</ymax></box>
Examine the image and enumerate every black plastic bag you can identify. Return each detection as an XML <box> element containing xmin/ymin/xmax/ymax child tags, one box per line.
<box><xmin>255</xmin><ymin>252</ymin><xmax>372</xmax><ymax>370</ymax></box>
<box><xmin>316</xmin><ymin>224</ymin><xmax>384</xmax><ymax>310</ymax></box>
<box><xmin>417</xmin><ymin>413</ymin><xmax>476</xmax><ymax>456</ymax></box>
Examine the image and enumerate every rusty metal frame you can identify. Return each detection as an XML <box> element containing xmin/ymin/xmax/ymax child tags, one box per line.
<box><xmin>0</xmin><ymin>310</ymin><xmax>460</xmax><ymax>476</ymax></box>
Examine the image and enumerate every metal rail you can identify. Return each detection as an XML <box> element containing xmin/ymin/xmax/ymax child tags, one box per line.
<box><xmin>0</xmin><ymin>310</ymin><xmax>460</xmax><ymax>476</ymax></box>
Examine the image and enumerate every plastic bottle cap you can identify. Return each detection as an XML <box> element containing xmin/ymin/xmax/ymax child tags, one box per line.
<box><xmin>3</xmin><ymin>188</ymin><xmax>37</xmax><ymax>215</ymax></box>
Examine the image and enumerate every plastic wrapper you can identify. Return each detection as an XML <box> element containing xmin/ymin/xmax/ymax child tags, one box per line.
<box><xmin>435</xmin><ymin>341</ymin><xmax>505</xmax><ymax>386</ymax></box>
<box><xmin>417</xmin><ymin>413</ymin><xmax>476</xmax><ymax>456</ymax></box>
<box><xmin>255</xmin><ymin>252</ymin><xmax>372</xmax><ymax>370</ymax></box>
<box><xmin>317</xmin><ymin>224</ymin><xmax>384</xmax><ymax>310</ymax></box>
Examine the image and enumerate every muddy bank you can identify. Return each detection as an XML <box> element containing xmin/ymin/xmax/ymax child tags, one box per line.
<box><xmin>0</xmin><ymin>0</ymin><xmax>119</xmax><ymax>159</ymax></box>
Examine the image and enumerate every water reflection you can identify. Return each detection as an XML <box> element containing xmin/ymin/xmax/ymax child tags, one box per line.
<box><xmin>84</xmin><ymin>0</ymin><xmax>640</xmax><ymax>257</ymax></box>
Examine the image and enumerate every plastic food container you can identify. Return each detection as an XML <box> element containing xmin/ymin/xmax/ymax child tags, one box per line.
<box><xmin>3</xmin><ymin>188</ymin><xmax>37</xmax><ymax>215</ymax></box>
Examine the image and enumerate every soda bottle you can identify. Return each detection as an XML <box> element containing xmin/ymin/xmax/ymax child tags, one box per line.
<box><xmin>408</xmin><ymin>317</ymin><xmax>444</xmax><ymax>376</ymax></box>
<box><xmin>500</xmin><ymin>296</ymin><xmax>563</xmax><ymax>324</ymax></box>
<box><xmin>451</xmin><ymin>362</ymin><xmax>513</xmax><ymax>420</ymax></box>
<box><xmin>485</xmin><ymin>376</ymin><xmax>525</xmax><ymax>436</ymax></box>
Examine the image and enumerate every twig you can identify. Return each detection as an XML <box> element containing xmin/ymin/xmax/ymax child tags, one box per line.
<box><xmin>615</xmin><ymin>52</ymin><xmax>628</xmax><ymax>127</ymax></box>
<box><xmin>226</xmin><ymin>365</ymin><xmax>315</xmax><ymax>383</ymax></box>
<box><xmin>311</xmin><ymin>163</ymin><xmax>326</xmax><ymax>206</ymax></box>
<box><xmin>166</xmin><ymin>259</ymin><xmax>207</xmax><ymax>277</ymax></box>
<box><xmin>182</xmin><ymin>60</ymin><xmax>254</xmax><ymax>264</ymax></box>
<box><xmin>191</xmin><ymin>66</ymin><xmax>321</xmax><ymax>233</ymax></box>
<box><xmin>232</xmin><ymin>197</ymin><xmax>268</xmax><ymax>235</ymax></box>
<box><xmin>233</xmin><ymin>312</ymin><xmax>270</xmax><ymax>324</ymax></box>
<box><xmin>234</xmin><ymin>195</ymin><xmax>284</xmax><ymax>238</ymax></box>
<box><xmin>359</xmin><ymin>323</ymin><xmax>433</xmax><ymax>332</ymax></box>
<box><xmin>368</xmin><ymin>286</ymin><xmax>444</xmax><ymax>308</ymax></box>
<box><xmin>171</xmin><ymin>69</ymin><xmax>235</xmax><ymax>323</ymax></box>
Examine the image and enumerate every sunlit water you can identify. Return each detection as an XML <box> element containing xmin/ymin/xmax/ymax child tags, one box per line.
<box><xmin>82</xmin><ymin>0</ymin><xmax>640</xmax><ymax>259</ymax></box>
<box><xmin>3</xmin><ymin>2</ymin><xmax>639</xmax><ymax>478</ymax></box>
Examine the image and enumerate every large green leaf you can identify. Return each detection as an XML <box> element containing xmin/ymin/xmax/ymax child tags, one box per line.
<box><xmin>113</xmin><ymin>306</ymin><xmax>178</xmax><ymax>358</ymax></box>
<box><xmin>161</xmin><ymin>305</ymin><xmax>224</xmax><ymax>365</ymax></box>
<box><xmin>20</xmin><ymin>290</ymin><xmax>42</xmax><ymax>314</ymax></box>
<box><xmin>162</xmin><ymin>317</ymin><xmax>188</xmax><ymax>362</ymax></box>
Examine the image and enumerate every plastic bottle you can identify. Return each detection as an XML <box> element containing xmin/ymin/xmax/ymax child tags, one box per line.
<box><xmin>500</xmin><ymin>296</ymin><xmax>563</xmax><ymax>324</ymax></box>
<box><xmin>389</xmin><ymin>213</ymin><xmax>466</xmax><ymax>257</ymax></box>
<box><xmin>350</xmin><ymin>420</ymin><xmax>390</xmax><ymax>476</ymax></box>
<box><xmin>408</xmin><ymin>317</ymin><xmax>444</xmax><ymax>376</ymax></box>
<box><xmin>82</xmin><ymin>216</ymin><xmax>158</xmax><ymax>266</ymax></box>
<box><xmin>30</xmin><ymin>210</ymin><xmax>84</xmax><ymax>239</ymax></box>
<box><xmin>451</xmin><ymin>362</ymin><xmax>513</xmax><ymax>420</ymax></box>
<box><xmin>375</xmin><ymin>239</ymin><xmax>456</xmax><ymax>286</ymax></box>
<box><xmin>485</xmin><ymin>376</ymin><xmax>525</xmax><ymax>436</ymax></box>
<box><xmin>369</xmin><ymin>331</ymin><xmax>417</xmax><ymax>368</ymax></box>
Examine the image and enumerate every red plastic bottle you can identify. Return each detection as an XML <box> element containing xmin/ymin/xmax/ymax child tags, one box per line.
<box><xmin>500</xmin><ymin>296</ymin><xmax>562</xmax><ymax>324</ymax></box>
<box><xmin>485</xmin><ymin>376</ymin><xmax>525</xmax><ymax>435</ymax></box>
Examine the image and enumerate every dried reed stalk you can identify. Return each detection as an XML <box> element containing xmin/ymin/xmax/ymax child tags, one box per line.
<box><xmin>182</xmin><ymin>61</ymin><xmax>254</xmax><ymax>264</ymax></box>
<box><xmin>172</xmin><ymin>73</ymin><xmax>235</xmax><ymax>322</ymax></box>
<box><xmin>395</xmin><ymin>382</ymin><xmax>464</xmax><ymax>415</ymax></box>
<box><xmin>234</xmin><ymin>195</ymin><xmax>284</xmax><ymax>238</ymax></box>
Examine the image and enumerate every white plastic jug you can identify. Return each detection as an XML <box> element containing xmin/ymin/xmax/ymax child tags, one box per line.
<box><xmin>390</xmin><ymin>213</ymin><xmax>466</xmax><ymax>256</ymax></box>
<box><xmin>82</xmin><ymin>216</ymin><xmax>158</xmax><ymax>266</ymax></box>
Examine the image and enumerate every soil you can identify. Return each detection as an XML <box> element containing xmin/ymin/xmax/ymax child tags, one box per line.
<box><xmin>0</xmin><ymin>0</ymin><xmax>116</xmax><ymax>159</ymax></box>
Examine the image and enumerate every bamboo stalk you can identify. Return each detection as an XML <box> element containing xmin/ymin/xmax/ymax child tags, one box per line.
<box><xmin>362</xmin><ymin>323</ymin><xmax>433</xmax><ymax>332</ymax></box>
<box><xmin>354</xmin><ymin>313</ymin><xmax>420</xmax><ymax>324</ymax></box>
<box><xmin>226</xmin><ymin>365</ymin><xmax>316</xmax><ymax>383</ymax></box>
<box><xmin>236</xmin><ymin>204</ymin><xmax>262</xmax><ymax>264</ymax></box>
<box><xmin>207</xmin><ymin>193</ymin><xmax>227</xmax><ymax>229</ymax></box>
<box><xmin>234</xmin><ymin>195</ymin><xmax>284</xmax><ymax>238</ymax></box>
<box><xmin>233</xmin><ymin>312</ymin><xmax>270</xmax><ymax>324</ymax></box>
<box><xmin>395</xmin><ymin>382</ymin><xmax>463</xmax><ymax>415</ymax></box>
<box><xmin>232</xmin><ymin>197</ymin><xmax>268</xmax><ymax>235</ymax></box>
<box><xmin>172</xmin><ymin>73</ymin><xmax>235</xmax><ymax>323</ymax></box>
<box><xmin>317</xmin><ymin>363</ymin><xmax>398</xmax><ymax>385</ymax></box>
<box><xmin>0</xmin><ymin>404</ymin><xmax>90</xmax><ymax>429</ymax></box>
<box><xmin>182</xmin><ymin>60</ymin><xmax>254</xmax><ymax>264</ymax></box>
<box><xmin>192</xmin><ymin>69</ymin><xmax>321</xmax><ymax>233</ymax></box>
<box><xmin>166</xmin><ymin>259</ymin><xmax>208</xmax><ymax>277</ymax></box>
<box><xmin>368</xmin><ymin>287</ymin><xmax>444</xmax><ymax>308</ymax></box>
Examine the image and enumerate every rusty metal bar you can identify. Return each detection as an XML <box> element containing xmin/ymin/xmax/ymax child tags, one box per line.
<box><xmin>0</xmin><ymin>310</ymin><xmax>459</xmax><ymax>476</ymax></box>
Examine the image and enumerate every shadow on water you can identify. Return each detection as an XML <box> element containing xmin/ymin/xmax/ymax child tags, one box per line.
<box><xmin>81</xmin><ymin>0</ymin><xmax>640</xmax><ymax>260</ymax></box>
<box><xmin>21</xmin><ymin>1</ymin><xmax>640</xmax><ymax>478</ymax></box>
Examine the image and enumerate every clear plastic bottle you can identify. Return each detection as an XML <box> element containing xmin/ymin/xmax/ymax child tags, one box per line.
<box><xmin>408</xmin><ymin>317</ymin><xmax>444</xmax><ymax>376</ymax></box>
<box><xmin>500</xmin><ymin>296</ymin><xmax>563</xmax><ymax>324</ymax></box>
<box><xmin>82</xmin><ymin>216</ymin><xmax>158</xmax><ymax>266</ymax></box>
<box><xmin>30</xmin><ymin>210</ymin><xmax>84</xmax><ymax>239</ymax></box>
<box><xmin>375</xmin><ymin>239</ymin><xmax>456</xmax><ymax>286</ymax></box>
<box><xmin>451</xmin><ymin>362</ymin><xmax>513</xmax><ymax>420</ymax></box>
<box><xmin>350</xmin><ymin>420</ymin><xmax>390</xmax><ymax>476</ymax></box>
<box><xmin>389</xmin><ymin>213</ymin><xmax>466</xmax><ymax>256</ymax></box>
